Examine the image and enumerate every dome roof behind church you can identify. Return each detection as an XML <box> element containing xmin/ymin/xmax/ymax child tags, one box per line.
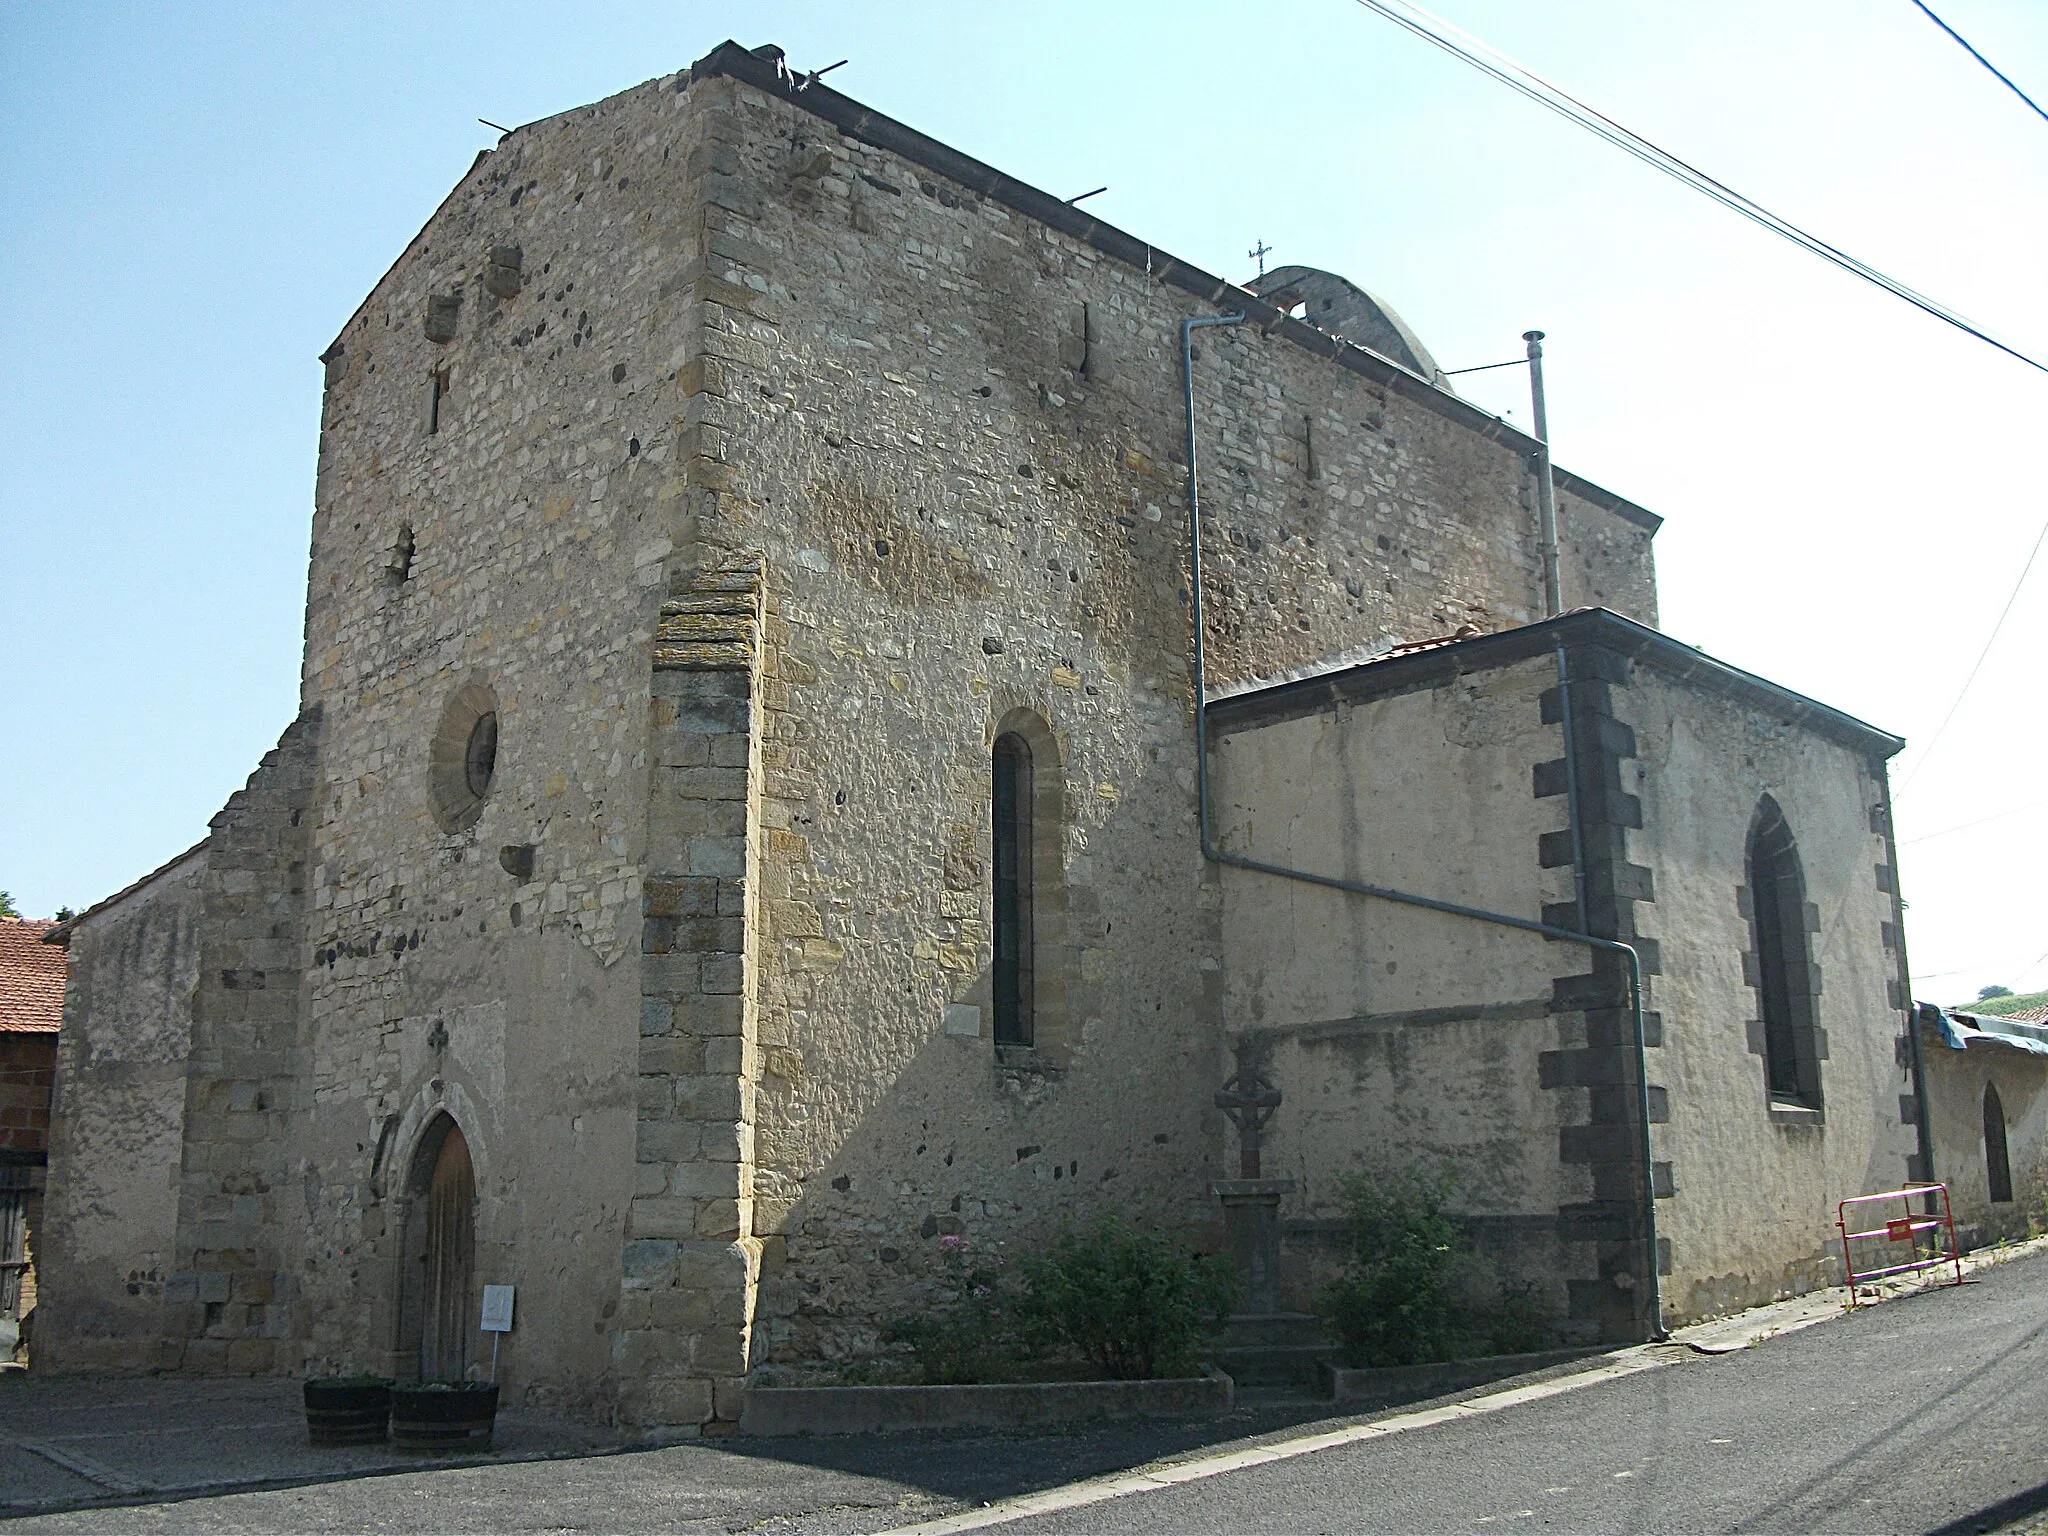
<box><xmin>1248</xmin><ymin>265</ymin><xmax>1447</xmax><ymax>386</ymax></box>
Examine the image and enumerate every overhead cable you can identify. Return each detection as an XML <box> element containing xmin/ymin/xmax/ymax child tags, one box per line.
<box><xmin>1898</xmin><ymin>799</ymin><xmax>2048</xmax><ymax>846</ymax></box>
<box><xmin>1909</xmin><ymin>0</ymin><xmax>2048</xmax><ymax>128</ymax></box>
<box><xmin>1348</xmin><ymin>0</ymin><xmax>2048</xmax><ymax>377</ymax></box>
<box><xmin>1896</xmin><ymin>511</ymin><xmax>2048</xmax><ymax>794</ymax></box>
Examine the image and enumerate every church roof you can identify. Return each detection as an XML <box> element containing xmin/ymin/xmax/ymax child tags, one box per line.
<box><xmin>0</xmin><ymin>919</ymin><xmax>65</xmax><ymax>1034</ymax></box>
<box><xmin>1207</xmin><ymin>608</ymin><xmax>1905</xmax><ymax>760</ymax></box>
<box><xmin>38</xmin><ymin>839</ymin><xmax>207</xmax><ymax>949</ymax></box>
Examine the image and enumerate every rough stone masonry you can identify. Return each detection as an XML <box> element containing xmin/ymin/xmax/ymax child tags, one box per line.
<box><xmin>37</xmin><ymin>39</ymin><xmax>1940</xmax><ymax>1432</ymax></box>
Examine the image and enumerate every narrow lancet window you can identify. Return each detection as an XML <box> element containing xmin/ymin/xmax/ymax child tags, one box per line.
<box><xmin>992</xmin><ymin>731</ymin><xmax>1034</xmax><ymax>1048</ymax></box>
<box><xmin>1985</xmin><ymin>1082</ymin><xmax>2013</xmax><ymax>1203</ymax></box>
<box><xmin>1747</xmin><ymin>797</ymin><xmax>1822</xmax><ymax>1110</ymax></box>
<box><xmin>428</xmin><ymin>367</ymin><xmax>450</xmax><ymax>435</ymax></box>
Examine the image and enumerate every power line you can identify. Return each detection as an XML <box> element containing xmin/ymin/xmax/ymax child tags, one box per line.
<box><xmin>1348</xmin><ymin>0</ymin><xmax>2048</xmax><ymax>376</ymax></box>
<box><xmin>1909</xmin><ymin>0</ymin><xmax>2048</xmax><ymax>127</ymax></box>
<box><xmin>1895</xmin><ymin>511</ymin><xmax>2048</xmax><ymax>795</ymax></box>
<box><xmin>1898</xmin><ymin>799</ymin><xmax>2048</xmax><ymax>846</ymax></box>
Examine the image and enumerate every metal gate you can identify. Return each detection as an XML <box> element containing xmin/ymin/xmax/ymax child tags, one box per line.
<box><xmin>1837</xmin><ymin>1182</ymin><xmax>1964</xmax><ymax>1308</ymax></box>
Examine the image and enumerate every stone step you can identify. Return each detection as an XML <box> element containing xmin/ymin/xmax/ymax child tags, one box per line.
<box><xmin>1218</xmin><ymin>1311</ymin><xmax>1331</xmax><ymax>1350</ymax></box>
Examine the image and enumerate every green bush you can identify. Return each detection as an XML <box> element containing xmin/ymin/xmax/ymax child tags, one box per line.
<box><xmin>884</xmin><ymin>1219</ymin><xmax>1237</xmax><ymax>1383</ymax></box>
<box><xmin>1477</xmin><ymin>1280</ymin><xmax>1555</xmax><ymax>1357</ymax></box>
<box><xmin>1015</xmin><ymin>1216</ymin><xmax>1239</xmax><ymax>1380</ymax></box>
<box><xmin>1319</xmin><ymin>1163</ymin><xmax>1558</xmax><ymax>1368</ymax></box>
<box><xmin>883</xmin><ymin>1236</ymin><xmax>1023</xmax><ymax>1384</ymax></box>
<box><xmin>1971</xmin><ymin>990</ymin><xmax>2047</xmax><ymax>1019</ymax></box>
<box><xmin>1318</xmin><ymin>1164</ymin><xmax>1467</xmax><ymax>1368</ymax></box>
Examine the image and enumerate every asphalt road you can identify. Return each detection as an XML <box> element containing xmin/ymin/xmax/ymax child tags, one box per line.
<box><xmin>988</xmin><ymin>1255</ymin><xmax>2048</xmax><ymax>1536</ymax></box>
<box><xmin>9</xmin><ymin>1252</ymin><xmax>2047</xmax><ymax>1534</ymax></box>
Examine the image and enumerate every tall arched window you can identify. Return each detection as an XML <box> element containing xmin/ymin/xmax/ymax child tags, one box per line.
<box><xmin>992</xmin><ymin>732</ymin><xmax>1035</xmax><ymax>1048</ymax></box>
<box><xmin>1985</xmin><ymin>1082</ymin><xmax>2013</xmax><ymax>1204</ymax></box>
<box><xmin>1747</xmin><ymin>797</ymin><xmax>1823</xmax><ymax>1110</ymax></box>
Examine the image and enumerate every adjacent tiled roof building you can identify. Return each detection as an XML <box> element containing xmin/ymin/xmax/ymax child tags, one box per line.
<box><xmin>2</xmin><ymin>918</ymin><xmax>64</xmax><ymax>1169</ymax></box>
<box><xmin>0</xmin><ymin>920</ymin><xmax>63</xmax><ymax>1035</ymax></box>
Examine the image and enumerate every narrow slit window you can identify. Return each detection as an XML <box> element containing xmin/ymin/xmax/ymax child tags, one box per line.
<box><xmin>1747</xmin><ymin>797</ymin><xmax>1823</xmax><ymax>1111</ymax></box>
<box><xmin>1985</xmin><ymin>1082</ymin><xmax>2013</xmax><ymax>1203</ymax></box>
<box><xmin>992</xmin><ymin>732</ymin><xmax>1034</xmax><ymax>1049</ymax></box>
<box><xmin>384</xmin><ymin>526</ymin><xmax>415</xmax><ymax>588</ymax></box>
<box><xmin>428</xmin><ymin>367</ymin><xmax>450</xmax><ymax>435</ymax></box>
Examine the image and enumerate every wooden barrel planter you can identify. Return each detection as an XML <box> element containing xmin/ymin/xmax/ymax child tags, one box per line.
<box><xmin>303</xmin><ymin>1378</ymin><xmax>392</xmax><ymax>1446</ymax></box>
<box><xmin>389</xmin><ymin>1383</ymin><xmax>499</xmax><ymax>1454</ymax></box>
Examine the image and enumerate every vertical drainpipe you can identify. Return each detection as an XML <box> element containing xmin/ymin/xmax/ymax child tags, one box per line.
<box><xmin>1182</xmin><ymin>311</ymin><xmax>1667</xmax><ymax>1339</ymax></box>
<box><xmin>1526</xmin><ymin>331</ymin><xmax>1564</xmax><ymax>619</ymax></box>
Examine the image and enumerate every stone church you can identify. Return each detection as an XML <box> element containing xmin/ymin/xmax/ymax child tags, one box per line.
<box><xmin>38</xmin><ymin>41</ymin><xmax>1934</xmax><ymax>1428</ymax></box>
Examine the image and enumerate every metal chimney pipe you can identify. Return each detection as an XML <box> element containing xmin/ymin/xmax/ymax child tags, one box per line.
<box><xmin>1526</xmin><ymin>330</ymin><xmax>1563</xmax><ymax>618</ymax></box>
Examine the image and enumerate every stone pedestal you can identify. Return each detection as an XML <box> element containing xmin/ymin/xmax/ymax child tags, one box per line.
<box><xmin>1211</xmin><ymin>1177</ymin><xmax>1294</xmax><ymax>1314</ymax></box>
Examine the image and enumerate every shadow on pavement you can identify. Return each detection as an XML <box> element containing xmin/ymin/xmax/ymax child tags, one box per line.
<box><xmin>0</xmin><ymin>1352</ymin><xmax>1622</xmax><ymax>1523</ymax></box>
<box><xmin>1923</xmin><ymin>1475</ymin><xmax>2048</xmax><ymax>1536</ymax></box>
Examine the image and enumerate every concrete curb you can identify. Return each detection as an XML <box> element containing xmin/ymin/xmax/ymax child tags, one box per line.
<box><xmin>738</xmin><ymin>1369</ymin><xmax>1234</xmax><ymax>1436</ymax></box>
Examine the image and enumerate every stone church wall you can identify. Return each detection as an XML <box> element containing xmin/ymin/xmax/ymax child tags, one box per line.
<box><xmin>648</xmin><ymin>64</ymin><xmax>1660</xmax><ymax>1371</ymax></box>
<box><xmin>1208</xmin><ymin>654</ymin><xmax>1591</xmax><ymax>1321</ymax></box>
<box><xmin>1201</xmin><ymin>617</ymin><xmax>1918</xmax><ymax>1338</ymax></box>
<box><xmin>37</xmin><ymin>51</ymin><xmax>1667</xmax><ymax>1410</ymax></box>
<box><xmin>282</xmin><ymin>73</ymin><xmax>734</xmax><ymax>1411</ymax></box>
<box><xmin>38</xmin><ymin>849</ymin><xmax>206</xmax><ymax>1368</ymax></box>
<box><xmin>1619</xmin><ymin>661</ymin><xmax>1918</xmax><ymax>1321</ymax></box>
<box><xmin>139</xmin><ymin>711</ymin><xmax>323</xmax><ymax>1374</ymax></box>
<box><xmin>1922</xmin><ymin>1035</ymin><xmax>2048</xmax><ymax>1247</ymax></box>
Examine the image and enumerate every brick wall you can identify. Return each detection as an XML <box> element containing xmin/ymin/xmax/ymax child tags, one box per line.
<box><xmin>0</xmin><ymin>1035</ymin><xmax>55</xmax><ymax>1155</ymax></box>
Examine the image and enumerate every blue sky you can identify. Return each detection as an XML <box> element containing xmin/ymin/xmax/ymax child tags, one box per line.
<box><xmin>3</xmin><ymin>1</ymin><xmax>2043</xmax><ymax>998</ymax></box>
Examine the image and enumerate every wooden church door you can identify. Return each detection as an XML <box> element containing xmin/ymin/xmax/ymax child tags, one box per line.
<box><xmin>419</xmin><ymin>1125</ymin><xmax>475</xmax><ymax>1381</ymax></box>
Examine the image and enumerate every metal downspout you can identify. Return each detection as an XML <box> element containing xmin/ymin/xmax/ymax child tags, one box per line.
<box><xmin>1182</xmin><ymin>312</ymin><xmax>1666</xmax><ymax>1339</ymax></box>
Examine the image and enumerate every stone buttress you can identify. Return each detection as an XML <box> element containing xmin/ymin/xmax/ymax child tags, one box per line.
<box><xmin>621</xmin><ymin>559</ymin><xmax>767</xmax><ymax>1429</ymax></box>
<box><xmin>162</xmin><ymin>708</ymin><xmax>323</xmax><ymax>1371</ymax></box>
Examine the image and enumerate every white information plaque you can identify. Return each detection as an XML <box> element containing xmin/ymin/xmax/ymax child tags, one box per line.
<box><xmin>480</xmin><ymin>1284</ymin><xmax>516</xmax><ymax>1334</ymax></box>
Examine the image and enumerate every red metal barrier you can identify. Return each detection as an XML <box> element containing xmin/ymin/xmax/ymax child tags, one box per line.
<box><xmin>1837</xmin><ymin>1183</ymin><xmax>1964</xmax><ymax>1308</ymax></box>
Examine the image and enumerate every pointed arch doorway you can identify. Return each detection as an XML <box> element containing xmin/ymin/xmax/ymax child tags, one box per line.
<box><xmin>399</xmin><ymin>1115</ymin><xmax>476</xmax><ymax>1382</ymax></box>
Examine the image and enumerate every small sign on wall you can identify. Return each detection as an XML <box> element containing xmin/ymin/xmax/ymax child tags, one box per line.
<box><xmin>481</xmin><ymin>1284</ymin><xmax>516</xmax><ymax>1334</ymax></box>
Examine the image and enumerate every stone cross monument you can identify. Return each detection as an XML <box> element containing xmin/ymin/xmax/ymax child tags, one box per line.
<box><xmin>1212</xmin><ymin>1035</ymin><xmax>1293</xmax><ymax>1314</ymax></box>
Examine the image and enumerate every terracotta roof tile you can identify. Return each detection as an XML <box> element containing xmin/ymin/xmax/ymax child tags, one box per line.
<box><xmin>2005</xmin><ymin>1005</ymin><xmax>2048</xmax><ymax>1025</ymax></box>
<box><xmin>1384</xmin><ymin>623</ymin><xmax>1485</xmax><ymax>658</ymax></box>
<box><xmin>0</xmin><ymin>918</ymin><xmax>65</xmax><ymax>1033</ymax></box>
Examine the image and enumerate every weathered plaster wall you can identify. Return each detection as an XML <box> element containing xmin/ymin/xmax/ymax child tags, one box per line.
<box><xmin>39</xmin><ymin>852</ymin><xmax>206</xmax><ymax>1368</ymax></box>
<box><xmin>1923</xmin><ymin>1037</ymin><xmax>2048</xmax><ymax>1245</ymax></box>
<box><xmin>1623</xmin><ymin>667</ymin><xmax>1916</xmax><ymax>1320</ymax></box>
<box><xmin>1209</xmin><ymin>656</ymin><xmax>1587</xmax><ymax>1314</ymax></box>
